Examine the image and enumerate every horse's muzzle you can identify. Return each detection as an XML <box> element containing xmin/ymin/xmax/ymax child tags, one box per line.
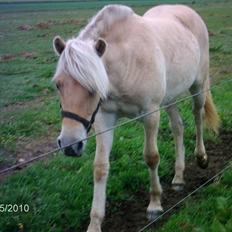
<box><xmin>58</xmin><ymin>139</ymin><xmax>84</xmax><ymax>157</ymax></box>
<box><xmin>64</xmin><ymin>146</ymin><xmax>81</xmax><ymax>157</ymax></box>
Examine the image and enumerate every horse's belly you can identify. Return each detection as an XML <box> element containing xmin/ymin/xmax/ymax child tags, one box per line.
<box><xmin>163</xmin><ymin>71</ymin><xmax>196</xmax><ymax>104</ymax></box>
<box><xmin>163</xmin><ymin>40</ymin><xmax>200</xmax><ymax>103</ymax></box>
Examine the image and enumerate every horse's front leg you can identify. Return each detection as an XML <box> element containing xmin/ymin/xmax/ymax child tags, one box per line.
<box><xmin>87</xmin><ymin>111</ymin><xmax>116</xmax><ymax>232</ymax></box>
<box><xmin>143</xmin><ymin>110</ymin><xmax>163</xmax><ymax>221</ymax></box>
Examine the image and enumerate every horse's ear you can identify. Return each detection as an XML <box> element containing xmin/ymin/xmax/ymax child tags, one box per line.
<box><xmin>53</xmin><ymin>36</ymin><xmax>65</xmax><ymax>56</ymax></box>
<box><xmin>95</xmin><ymin>38</ymin><xmax>107</xmax><ymax>57</ymax></box>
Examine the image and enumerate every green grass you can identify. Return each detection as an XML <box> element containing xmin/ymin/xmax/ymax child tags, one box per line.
<box><xmin>0</xmin><ymin>0</ymin><xmax>193</xmax><ymax>12</ymax></box>
<box><xmin>146</xmin><ymin>166</ymin><xmax>232</xmax><ymax>232</ymax></box>
<box><xmin>0</xmin><ymin>0</ymin><xmax>230</xmax><ymax>12</ymax></box>
<box><xmin>0</xmin><ymin>1</ymin><xmax>232</xmax><ymax>231</ymax></box>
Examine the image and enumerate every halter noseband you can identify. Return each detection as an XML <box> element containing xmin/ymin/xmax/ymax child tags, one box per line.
<box><xmin>61</xmin><ymin>101</ymin><xmax>101</xmax><ymax>133</ymax></box>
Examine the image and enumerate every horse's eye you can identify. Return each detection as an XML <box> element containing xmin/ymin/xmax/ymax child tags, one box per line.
<box><xmin>56</xmin><ymin>84</ymin><xmax>60</xmax><ymax>90</ymax></box>
<box><xmin>89</xmin><ymin>91</ymin><xmax>96</xmax><ymax>97</ymax></box>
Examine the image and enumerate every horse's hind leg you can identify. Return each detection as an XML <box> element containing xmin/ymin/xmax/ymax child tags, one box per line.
<box><xmin>166</xmin><ymin>104</ymin><xmax>185</xmax><ymax>191</ymax></box>
<box><xmin>190</xmin><ymin>84</ymin><xmax>208</xmax><ymax>169</ymax></box>
<box><xmin>143</xmin><ymin>110</ymin><xmax>163</xmax><ymax>220</ymax></box>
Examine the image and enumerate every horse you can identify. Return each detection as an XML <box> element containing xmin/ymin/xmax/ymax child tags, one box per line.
<box><xmin>52</xmin><ymin>4</ymin><xmax>220</xmax><ymax>232</ymax></box>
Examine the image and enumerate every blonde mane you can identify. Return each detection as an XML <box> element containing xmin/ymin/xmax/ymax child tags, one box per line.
<box><xmin>54</xmin><ymin>5</ymin><xmax>134</xmax><ymax>99</ymax></box>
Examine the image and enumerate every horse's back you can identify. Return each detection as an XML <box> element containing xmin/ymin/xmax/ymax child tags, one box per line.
<box><xmin>143</xmin><ymin>5</ymin><xmax>208</xmax><ymax>51</ymax></box>
<box><xmin>142</xmin><ymin>5</ymin><xmax>209</xmax><ymax>102</ymax></box>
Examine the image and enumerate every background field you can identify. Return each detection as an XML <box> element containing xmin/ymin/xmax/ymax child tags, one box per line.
<box><xmin>0</xmin><ymin>0</ymin><xmax>196</xmax><ymax>12</ymax></box>
<box><xmin>0</xmin><ymin>0</ymin><xmax>232</xmax><ymax>231</ymax></box>
<box><xmin>0</xmin><ymin>0</ymin><xmax>229</xmax><ymax>12</ymax></box>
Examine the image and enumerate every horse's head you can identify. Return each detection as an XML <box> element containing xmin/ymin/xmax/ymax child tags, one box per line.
<box><xmin>52</xmin><ymin>36</ymin><xmax>108</xmax><ymax>157</ymax></box>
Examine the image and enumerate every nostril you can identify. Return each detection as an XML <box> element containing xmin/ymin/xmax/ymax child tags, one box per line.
<box><xmin>77</xmin><ymin>141</ymin><xmax>83</xmax><ymax>151</ymax></box>
<box><xmin>58</xmin><ymin>139</ymin><xmax>62</xmax><ymax>148</ymax></box>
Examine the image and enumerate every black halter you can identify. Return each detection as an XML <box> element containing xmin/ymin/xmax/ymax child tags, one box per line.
<box><xmin>61</xmin><ymin>101</ymin><xmax>101</xmax><ymax>133</ymax></box>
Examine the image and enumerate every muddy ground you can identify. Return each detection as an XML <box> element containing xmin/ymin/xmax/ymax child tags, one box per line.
<box><xmin>100</xmin><ymin>130</ymin><xmax>232</xmax><ymax>232</ymax></box>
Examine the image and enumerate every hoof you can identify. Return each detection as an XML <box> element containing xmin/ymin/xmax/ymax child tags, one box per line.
<box><xmin>147</xmin><ymin>209</ymin><xmax>163</xmax><ymax>221</ymax></box>
<box><xmin>196</xmin><ymin>155</ymin><xmax>209</xmax><ymax>169</ymax></box>
<box><xmin>172</xmin><ymin>183</ymin><xmax>184</xmax><ymax>192</ymax></box>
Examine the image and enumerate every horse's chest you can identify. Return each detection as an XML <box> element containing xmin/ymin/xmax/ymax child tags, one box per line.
<box><xmin>102</xmin><ymin>99</ymin><xmax>142</xmax><ymax>118</ymax></box>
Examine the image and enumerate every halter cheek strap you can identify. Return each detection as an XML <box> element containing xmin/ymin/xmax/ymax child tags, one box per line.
<box><xmin>61</xmin><ymin>101</ymin><xmax>101</xmax><ymax>133</ymax></box>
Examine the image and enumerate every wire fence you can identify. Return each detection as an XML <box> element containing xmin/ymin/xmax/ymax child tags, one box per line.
<box><xmin>0</xmin><ymin>77</ymin><xmax>232</xmax><ymax>175</ymax></box>
<box><xmin>138</xmin><ymin>161</ymin><xmax>232</xmax><ymax>232</ymax></box>
<box><xmin>0</xmin><ymin>77</ymin><xmax>231</xmax><ymax>232</ymax></box>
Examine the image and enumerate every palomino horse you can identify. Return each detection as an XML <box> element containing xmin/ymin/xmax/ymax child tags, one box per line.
<box><xmin>52</xmin><ymin>4</ymin><xmax>219</xmax><ymax>232</ymax></box>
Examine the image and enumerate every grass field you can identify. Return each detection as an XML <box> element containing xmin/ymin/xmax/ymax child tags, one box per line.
<box><xmin>0</xmin><ymin>0</ymin><xmax>193</xmax><ymax>12</ymax></box>
<box><xmin>0</xmin><ymin>0</ymin><xmax>232</xmax><ymax>231</ymax></box>
<box><xmin>147</xmin><ymin>166</ymin><xmax>232</xmax><ymax>232</ymax></box>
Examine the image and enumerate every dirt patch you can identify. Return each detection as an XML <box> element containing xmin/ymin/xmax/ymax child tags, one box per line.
<box><xmin>208</xmin><ymin>30</ymin><xmax>216</xmax><ymax>36</ymax></box>
<box><xmin>18</xmin><ymin>24</ymin><xmax>33</xmax><ymax>31</ymax></box>
<box><xmin>18</xmin><ymin>22</ymin><xmax>51</xmax><ymax>31</ymax></box>
<box><xmin>0</xmin><ymin>51</ymin><xmax>37</xmax><ymax>61</ymax></box>
<box><xmin>62</xmin><ymin>19</ymin><xmax>84</xmax><ymax>25</ymax></box>
<box><xmin>219</xmin><ymin>65</ymin><xmax>232</xmax><ymax>75</ymax></box>
<box><xmin>0</xmin><ymin>132</ymin><xmax>57</xmax><ymax>175</ymax></box>
<box><xmin>36</xmin><ymin>22</ymin><xmax>50</xmax><ymax>29</ymax></box>
<box><xmin>16</xmin><ymin>134</ymin><xmax>57</xmax><ymax>163</ymax></box>
<box><xmin>48</xmin><ymin>18</ymin><xmax>85</xmax><ymax>26</ymax></box>
<box><xmin>20</xmin><ymin>52</ymin><xmax>37</xmax><ymax>59</ymax></box>
<box><xmin>1</xmin><ymin>97</ymin><xmax>57</xmax><ymax>172</ymax></box>
<box><xmin>17</xmin><ymin>19</ymin><xmax>85</xmax><ymax>34</ymax></box>
<box><xmin>1</xmin><ymin>95</ymin><xmax>50</xmax><ymax>115</ymax></box>
<box><xmin>0</xmin><ymin>54</ymin><xmax>17</xmax><ymax>61</ymax></box>
<box><xmin>100</xmin><ymin>130</ymin><xmax>232</xmax><ymax>232</ymax></box>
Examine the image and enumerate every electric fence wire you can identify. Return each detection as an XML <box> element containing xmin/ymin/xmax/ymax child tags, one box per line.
<box><xmin>0</xmin><ymin>78</ymin><xmax>232</xmax><ymax>175</ymax></box>
<box><xmin>138</xmin><ymin>161</ymin><xmax>232</xmax><ymax>232</ymax></box>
